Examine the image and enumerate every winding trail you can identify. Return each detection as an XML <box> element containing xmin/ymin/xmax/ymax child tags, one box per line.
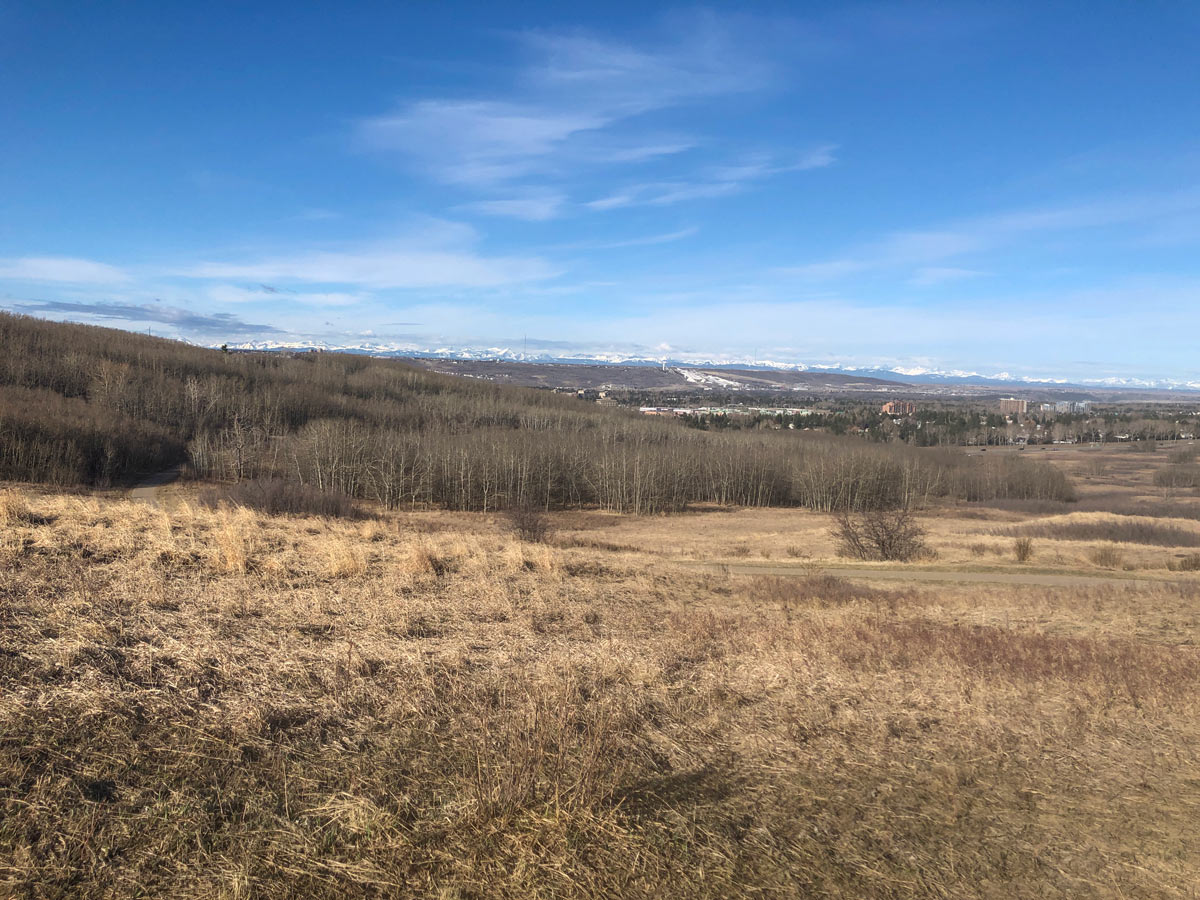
<box><xmin>129</xmin><ymin>467</ymin><xmax>182</xmax><ymax>509</ymax></box>
<box><xmin>679</xmin><ymin>560</ymin><xmax>1166</xmax><ymax>589</ymax></box>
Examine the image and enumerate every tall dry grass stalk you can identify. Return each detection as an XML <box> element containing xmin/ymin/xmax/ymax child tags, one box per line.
<box><xmin>0</xmin><ymin>489</ymin><xmax>29</xmax><ymax>526</ymax></box>
<box><xmin>213</xmin><ymin>509</ymin><xmax>249</xmax><ymax>574</ymax></box>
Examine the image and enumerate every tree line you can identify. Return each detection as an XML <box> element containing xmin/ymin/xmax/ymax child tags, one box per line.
<box><xmin>0</xmin><ymin>312</ymin><xmax>1076</xmax><ymax>510</ymax></box>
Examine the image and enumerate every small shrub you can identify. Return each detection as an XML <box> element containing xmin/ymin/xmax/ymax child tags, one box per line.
<box><xmin>834</xmin><ymin>508</ymin><xmax>927</xmax><ymax>562</ymax></box>
<box><xmin>729</xmin><ymin>543</ymin><xmax>752</xmax><ymax>558</ymax></box>
<box><xmin>1089</xmin><ymin>544</ymin><xmax>1124</xmax><ymax>569</ymax></box>
<box><xmin>784</xmin><ymin>544</ymin><xmax>807</xmax><ymax>558</ymax></box>
<box><xmin>1168</xmin><ymin>553</ymin><xmax>1200</xmax><ymax>572</ymax></box>
<box><xmin>1013</xmin><ymin>537</ymin><xmax>1034</xmax><ymax>563</ymax></box>
<box><xmin>506</xmin><ymin>505</ymin><xmax>551</xmax><ymax>543</ymax></box>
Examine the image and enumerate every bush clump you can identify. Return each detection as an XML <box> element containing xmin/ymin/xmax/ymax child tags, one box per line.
<box><xmin>1089</xmin><ymin>544</ymin><xmax>1125</xmax><ymax>569</ymax></box>
<box><xmin>834</xmin><ymin>508</ymin><xmax>928</xmax><ymax>562</ymax></box>
<box><xmin>1168</xmin><ymin>553</ymin><xmax>1200</xmax><ymax>572</ymax></box>
<box><xmin>506</xmin><ymin>504</ymin><xmax>552</xmax><ymax>543</ymax></box>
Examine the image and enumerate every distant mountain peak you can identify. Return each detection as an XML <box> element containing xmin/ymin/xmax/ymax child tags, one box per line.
<box><xmin>213</xmin><ymin>339</ymin><xmax>1200</xmax><ymax>391</ymax></box>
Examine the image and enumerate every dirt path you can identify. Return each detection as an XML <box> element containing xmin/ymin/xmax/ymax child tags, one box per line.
<box><xmin>129</xmin><ymin>467</ymin><xmax>182</xmax><ymax>509</ymax></box>
<box><xmin>679</xmin><ymin>560</ymin><xmax>1165</xmax><ymax>589</ymax></box>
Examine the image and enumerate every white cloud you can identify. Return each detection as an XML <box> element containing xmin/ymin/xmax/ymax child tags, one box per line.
<box><xmin>359</xmin><ymin>100</ymin><xmax>608</xmax><ymax>185</ymax></box>
<box><xmin>460</xmin><ymin>191</ymin><xmax>567</xmax><ymax>221</ymax></box>
<box><xmin>555</xmin><ymin>226</ymin><xmax>700</xmax><ymax>250</ymax></box>
<box><xmin>186</xmin><ymin>245</ymin><xmax>557</xmax><ymax>289</ymax></box>
<box><xmin>354</xmin><ymin>21</ymin><xmax>808</xmax><ymax>210</ymax></box>
<box><xmin>585</xmin><ymin>146</ymin><xmax>835</xmax><ymax>211</ymax></box>
<box><xmin>0</xmin><ymin>256</ymin><xmax>129</xmax><ymax>284</ymax></box>
<box><xmin>644</xmin><ymin>181</ymin><xmax>743</xmax><ymax>206</ymax></box>
<box><xmin>776</xmin><ymin>259</ymin><xmax>869</xmax><ymax>281</ymax></box>
<box><xmin>585</xmin><ymin>192</ymin><xmax>636</xmax><ymax>211</ymax></box>
<box><xmin>909</xmin><ymin>266</ymin><xmax>987</xmax><ymax>287</ymax></box>
<box><xmin>178</xmin><ymin>217</ymin><xmax>558</xmax><ymax>290</ymax></box>
<box><xmin>778</xmin><ymin>189</ymin><xmax>1200</xmax><ymax>284</ymax></box>
<box><xmin>521</xmin><ymin>28</ymin><xmax>765</xmax><ymax>113</ymax></box>
<box><xmin>206</xmin><ymin>284</ymin><xmax>367</xmax><ymax>306</ymax></box>
<box><xmin>586</xmin><ymin>179</ymin><xmax>742</xmax><ymax>210</ymax></box>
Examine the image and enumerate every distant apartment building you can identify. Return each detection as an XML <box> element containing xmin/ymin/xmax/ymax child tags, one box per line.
<box><xmin>881</xmin><ymin>400</ymin><xmax>915</xmax><ymax>416</ymax></box>
<box><xmin>1053</xmin><ymin>400</ymin><xmax>1093</xmax><ymax>414</ymax></box>
<box><xmin>998</xmin><ymin>397</ymin><xmax>1028</xmax><ymax>415</ymax></box>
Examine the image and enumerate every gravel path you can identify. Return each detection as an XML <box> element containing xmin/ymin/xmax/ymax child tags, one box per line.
<box><xmin>681</xmin><ymin>560</ymin><xmax>1164</xmax><ymax>589</ymax></box>
<box><xmin>129</xmin><ymin>468</ymin><xmax>182</xmax><ymax>508</ymax></box>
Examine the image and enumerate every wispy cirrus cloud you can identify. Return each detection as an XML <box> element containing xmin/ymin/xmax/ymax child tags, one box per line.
<box><xmin>460</xmin><ymin>190</ymin><xmax>568</xmax><ymax>221</ymax></box>
<box><xmin>779</xmin><ymin>187</ymin><xmax>1200</xmax><ymax>285</ymax></box>
<box><xmin>185</xmin><ymin>246</ymin><xmax>557</xmax><ymax>289</ymax></box>
<box><xmin>181</xmin><ymin>217</ymin><xmax>560</xmax><ymax>289</ymax></box>
<box><xmin>556</xmin><ymin>226</ymin><xmax>700</xmax><ymax>250</ymax></box>
<box><xmin>908</xmin><ymin>266</ymin><xmax>987</xmax><ymax>287</ymax></box>
<box><xmin>355</xmin><ymin>20</ymin><xmax>821</xmax><ymax>217</ymax></box>
<box><xmin>585</xmin><ymin>146</ymin><xmax>836</xmax><ymax>210</ymax></box>
<box><xmin>359</xmin><ymin>100</ymin><xmax>609</xmax><ymax>186</ymax></box>
<box><xmin>0</xmin><ymin>256</ymin><xmax>130</xmax><ymax>284</ymax></box>
<box><xmin>7</xmin><ymin>299</ymin><xmax>281</xmax><ymax>334</ymax></box>
<box><xmin>357</xmin><ymin>27</ymin><xmax>763</xmax><ymax>186</ymax></box>
<box><xmin>204</xmin><ymin>284</ymin><xmax>368</xmax><ymax>306</ymax></box>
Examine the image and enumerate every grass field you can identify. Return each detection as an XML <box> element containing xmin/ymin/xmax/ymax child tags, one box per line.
<box><xmin>2</xmin><ymin>443</ymin><xmax>1199</xmax><ymax>898</ymax></box>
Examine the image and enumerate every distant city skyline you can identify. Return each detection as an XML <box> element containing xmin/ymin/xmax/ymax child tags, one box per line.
<box><xmin>3</xmin><ymin>2</ymin><xmax>1200</xmax><ymax>381</ymax></box>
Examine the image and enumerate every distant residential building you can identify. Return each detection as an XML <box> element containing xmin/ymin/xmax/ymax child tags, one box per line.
<box><xmin>1053</xmin><ymin>400</ymin><xmax>1092</xmax><ymax>413</ymax></box>
<box><xmin>999</xmin><ymin>397</ymin><xmax>1027</xmax><ymax>415</ymax></box>
<box><xmin>881</xmin><ymin>400</ymin><xmax>915</xmax><ymax>416</ymax></box>
<box><xmin>596</xmin><ymin>397</ymin><xmax>618</xmax><ymax>407</ymax></box>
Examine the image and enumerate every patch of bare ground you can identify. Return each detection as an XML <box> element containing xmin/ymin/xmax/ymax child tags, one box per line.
<box><xmin>1</xmin><ymin>487</ymin><xmax>1199</xmax><ymax>897</ymax></box>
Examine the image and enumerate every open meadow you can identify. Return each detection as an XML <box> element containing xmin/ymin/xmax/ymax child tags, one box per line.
<box><xmin>3</xmin><ymin>441</ymin><xmax>1199</xmax><ymax>898</ymax></box>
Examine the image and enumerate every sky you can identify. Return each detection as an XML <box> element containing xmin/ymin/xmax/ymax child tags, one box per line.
<box><xmin>2</xmin><ymin>1</ymin><xmax>1200</xmax><ymax>381</ymax></box>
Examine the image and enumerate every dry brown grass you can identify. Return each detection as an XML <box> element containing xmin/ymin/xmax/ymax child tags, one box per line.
<box><xmin>2</xmin><ymin>487</ymin><xmax>1200</xmax><ymax>898</ymax></box>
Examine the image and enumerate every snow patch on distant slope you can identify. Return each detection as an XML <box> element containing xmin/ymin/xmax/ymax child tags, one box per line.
<box><xmin>674</xmin><ymin>368</ymin><xmax>747</xmax><ymax>389</ymax></box>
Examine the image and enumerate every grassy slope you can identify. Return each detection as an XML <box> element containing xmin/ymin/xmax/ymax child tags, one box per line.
<box><xmin>2</xmin><ymin>488</ymin><xmax>1199</xmax><ymax>898</ymax></box>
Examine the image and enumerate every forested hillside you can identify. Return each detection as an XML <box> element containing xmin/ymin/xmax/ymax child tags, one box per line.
<box><xmin>0</xmin><ymin>313</ymin><xmax>1075</xmax><ymax>511</ymax></box>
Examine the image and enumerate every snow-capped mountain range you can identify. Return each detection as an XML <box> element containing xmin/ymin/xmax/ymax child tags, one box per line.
<box><xmin>217</xmin><ymin>339</ymin><xmax>1200</xmax><ymax>392</ymax></box>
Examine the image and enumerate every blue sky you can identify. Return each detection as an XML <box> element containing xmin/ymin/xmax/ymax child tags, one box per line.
<box><xmin>2</xmin><ymin>2</ymin><xmax>1200</xmax><ymax>380</ymax></box>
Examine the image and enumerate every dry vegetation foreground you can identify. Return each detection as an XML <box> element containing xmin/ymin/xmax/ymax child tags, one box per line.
<box><xmin>3</xmin><ymin>487</ymin><xmax>1200</xmax><ymax>898</ymax></box>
